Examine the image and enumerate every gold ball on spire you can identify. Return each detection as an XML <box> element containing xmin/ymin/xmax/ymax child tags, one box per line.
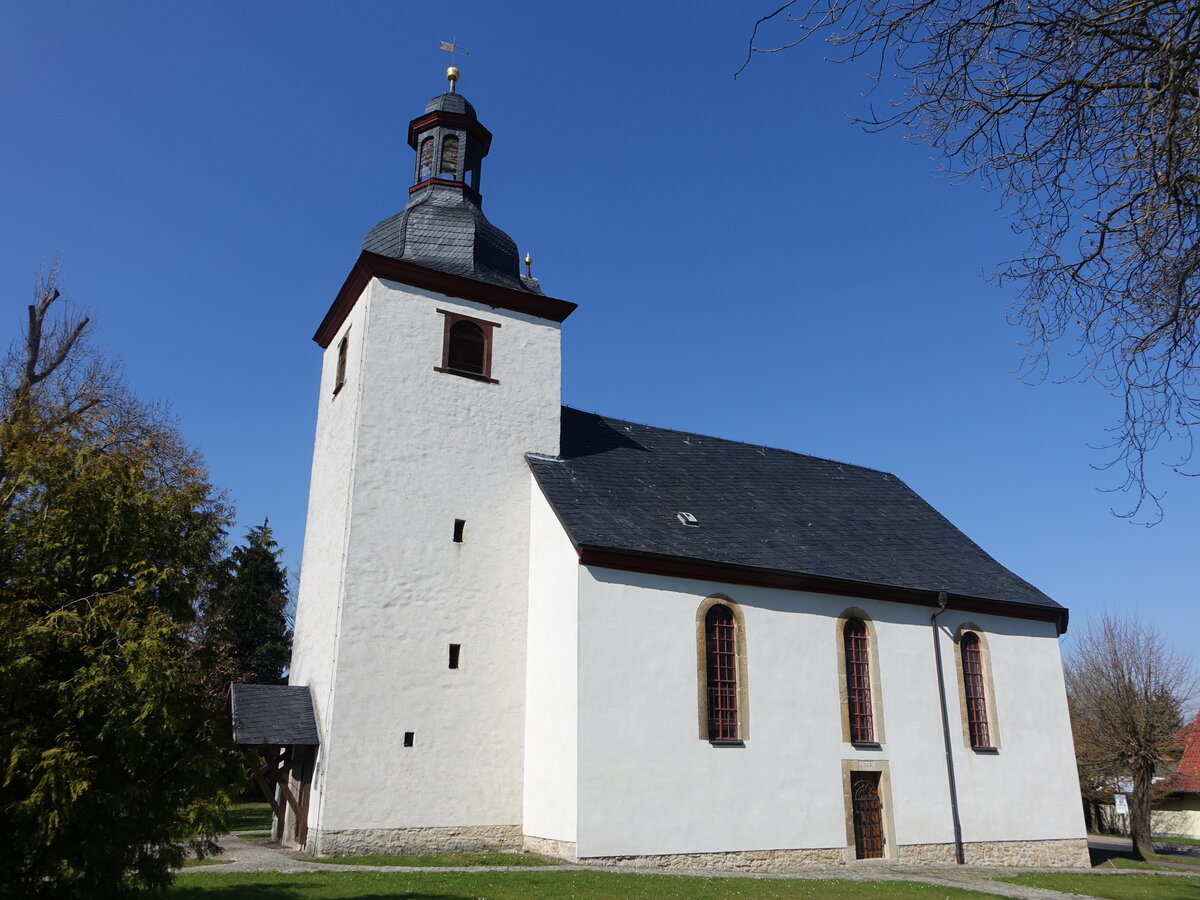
<box><xmin>524</xmin><ymin>253</ymin><xmax>533</xmax><ymax>267</ymax></box>
<box><xmin>446</xmin><ymin>66</ymin><xmax>460</xmax><ymax>84</ymax></box>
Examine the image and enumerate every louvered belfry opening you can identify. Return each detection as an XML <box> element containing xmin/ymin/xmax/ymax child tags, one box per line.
<box><xmin>844</xmin><ymin>619</ymin><xmax>874</xmax><ymax>743</ymax></box>
<box><xmin>962</xmin><ymin>632</ymin><xmax>991</xmax><ymax>747</ymax></box>
<box><xmin>447</xmin><ymin>320</ymin><xmax>485</xmax><ymax>374</ymax></box>
<box><xmin>705</xmin><ymin>604</ymin><xmax>739</xmax><ymax>741</ymax></box>
<box><xmin>440</xmin><ymin>134</ymin><xmax>460</xmax><ymax>178</ymax></box>
<box><xmin>852</xmin><ymin>773</ymin><xmax>885</xmax><ymax>859</ymax></box>
<box><xmin>418</xmin><ymin>136</ymin><xmax>434</xmax><ymax>182</ymax></box>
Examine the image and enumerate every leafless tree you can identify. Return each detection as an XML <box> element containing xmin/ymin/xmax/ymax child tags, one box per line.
<box><xmin>738</xmin><ymin>1</ymin><xmax>1200</xmax><ymax>520</ymax></box>
<box><xmin>1065</xmin><ymin>612</ymin><xmax>1197</xmax><ymax>859</ymax></box>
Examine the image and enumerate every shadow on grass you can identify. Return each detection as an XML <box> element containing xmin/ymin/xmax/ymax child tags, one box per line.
<box><xmin>171</xmin><ymin>884</ymin><xmax>472</xmax><ymax>900</ymax></box>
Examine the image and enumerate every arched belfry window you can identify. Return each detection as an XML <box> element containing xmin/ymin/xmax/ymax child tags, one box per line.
<box><xmin>844</xmin><ymin>618</ymin><xmax>874</xmax><ymax>744</ymax></box>
<box><xmin>418</xmin><ymin>136</ymin><xmax>434</xmax><ymax>182</ymax></box>
<box><xmin>439</xmin><ymin>134</ymin><xmax>460</xmax><ymax>178</ymax></box>
<box><xmin>696</xmin><ymin>596</ymin><xmax>748</xmax><ymax>743</ymax></box>
<box><xmin>961</xmin><ymin>632</ymin><xmax>991</xmax><ymax>748</ymax></box>
<box><xmin>435</xmin><ymin>310</ymin><xmax>499</xmax><ymax>383</ymax></box>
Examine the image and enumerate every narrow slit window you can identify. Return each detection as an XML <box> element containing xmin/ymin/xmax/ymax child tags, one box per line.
<box><xmin>962</xmin><ymin>632</ymin><xmax>991</xmax><ymax>748</ymax></box>
<box><xmin>705</xmin><ymin>604</ymin><xmax>739</xmax><ymax>741</ymax></box>
<box><xmin>403</xmin><ymin>732</ymin><xmax>414</xmax><ymax>747</ymax></box>
<box><xmin>844</xmin><ymin>619</ymin><xmax>874</xmax><ymax>744</ymax></box>
<box><xmin>448</xmin><ymin>644</ymin><xmax>461</xmax><ymax>669</ymax></box>
<box><xmin>334</xmin><ymin>332</ymin><xmax>349</xmax><ymax>395</ymax></box>
<box><xmin>453</xmin><ymin>519</ymin><xmax>465</xmax><ymax>543</ymax></box>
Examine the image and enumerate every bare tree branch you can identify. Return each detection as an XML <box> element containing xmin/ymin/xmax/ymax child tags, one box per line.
<box><xmin>740</xmin><ymin>0</ymin><xmax>1200</xmax><ymax>520</ymax></box>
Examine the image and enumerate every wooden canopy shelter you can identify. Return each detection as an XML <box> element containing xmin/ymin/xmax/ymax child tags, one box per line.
<box><xmin>230</xmin><ymin>683</ymin><xmax>319</xmax><ymax>847</ymax></box>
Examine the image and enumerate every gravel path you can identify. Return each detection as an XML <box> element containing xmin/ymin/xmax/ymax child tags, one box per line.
<box><xmin>180</xmin><ymin>832</ymin><xmax>1195</xmax><ymax>900</ymax></box>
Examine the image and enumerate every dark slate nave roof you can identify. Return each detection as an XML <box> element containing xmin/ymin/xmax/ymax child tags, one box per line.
<box><xmin>527</xmin><ymin>407</ymin><xmax>1058</xmax><ymax>610</ymax></box>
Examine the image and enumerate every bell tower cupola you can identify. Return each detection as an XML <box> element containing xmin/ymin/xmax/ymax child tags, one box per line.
<box><xmin>362</xmin><ymin>70</ymin><xmax>542</xmax><ymax>294</ymax></box>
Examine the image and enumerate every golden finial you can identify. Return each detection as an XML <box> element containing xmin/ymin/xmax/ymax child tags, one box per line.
<box><xmin>440</xmin><ymin>41</ymin><xmax>469</xmax><ymax>93</ymax></box>
<box><xmin>524</xmin><ymin>253</ymin><xmax>533</xmax><ymax>277</ymax></box>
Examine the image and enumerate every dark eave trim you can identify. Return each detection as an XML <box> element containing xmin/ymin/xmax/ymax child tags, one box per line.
<box><xmin>313</xmin><ymin>251</ymin><xmax>577</xmax><ymax>348</ymax></box>
<box><xmin>407</xmin><ymin>110</ymin><xmax>493</xmax><ymax>153</ymax></box>
<box><xmin>576</xmin><ymin>545</ymin><xmax>1069</xmax><ymax>635</ymax></box>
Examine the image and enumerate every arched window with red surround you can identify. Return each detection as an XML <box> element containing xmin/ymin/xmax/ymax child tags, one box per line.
<box><xmin>705</xmin><ymin>604</ymin><xmax>739</xmax><ymax>741</ymax></box>
<box><xmin>961</xmin><ymin>632</ymin><xmax>991</xmax><ymax>748</ymax></box>
<box><xmin>844</xmin><ymin>618</ymin><xmax>874</xmax><ymax>744</ymax></box>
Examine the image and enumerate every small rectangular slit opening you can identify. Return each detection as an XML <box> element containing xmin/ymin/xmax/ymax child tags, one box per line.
<box><xmin>449</xmin><ymin>644</ymin><xmax>461</xmax><ymax>669</ymax></box>
<box><xmin>403</xmin><ymin>732</ymin><xmax>414</xmax><ymax>747</ymax></box>
<box><xmin>453</xmin><ymin>519</ymin><xmax>465</xmax><ymax>543</ymax></box>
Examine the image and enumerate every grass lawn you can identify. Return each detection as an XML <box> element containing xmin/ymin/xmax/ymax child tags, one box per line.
<box><xmin>306</xmin><ymin>851</ymin><xmax>555</xmax><ymax>867</ymax></box>
<box><xmin>1090</xmin><ymin>845</ymin><xmax>1200</xmax><ymax>870</ymax></box>
<box><xmin>1162</xmin><ymin>837</ymin><xmax>1200</xmax><ymax>849</ymax></box>
<box><xmin>1002</xmin><ymin>873</ymin><xmax>1200</xmax><ymax>899</ymax></box>
<box><xmin>172</xmin><ymin>870</ymin><xmax>1009</xmax><ymax>898</ymax></box>
<box><xmin>227</xmin><ymin>802</ymin><xmax>273</xmax><ymax>833</ymax></box>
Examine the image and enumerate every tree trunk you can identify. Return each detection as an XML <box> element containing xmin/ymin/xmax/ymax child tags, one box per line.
<box><xmin>1130</xmin><ymin>762</ymin><xmax>1157</xmax><ymax>860</ymax></box>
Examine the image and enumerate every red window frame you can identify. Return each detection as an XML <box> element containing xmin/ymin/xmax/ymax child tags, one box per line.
<box><xmin>962</xmin><ymin>632</ymin><xmax>991</xmax><ymax>748</ymax></box>
<box><xmin>435</xmin><ymin>310</ymin><xmax>500</xmax><ymax>383</ymax></box>
<box><xmin>844</xmin><ymin>619</ymin><xmax>874</xmax><ymax>744</ymax></box>
<box><xmin>705</xmin><ymin>604</ymin><xmax>739</xmax><ymax>741</ymax></box>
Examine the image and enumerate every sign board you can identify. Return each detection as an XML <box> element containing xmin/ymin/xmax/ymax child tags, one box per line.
<box><xmin>1114</xmin><ymin>794</ymin><xmax>1129</xmax><ymax>815</ymax></box>
<box><xmin>1117</xmin><ymin>780</ymin><xmax>1134</xmax><ymax>793</ymax></box>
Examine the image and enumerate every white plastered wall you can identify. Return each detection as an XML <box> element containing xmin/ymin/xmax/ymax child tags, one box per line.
<box><xmin>289</xmin><ymin>289</ymin><xmax>370</xmax><ymax>822</ymax></box>
<box><xmin>573</xmin><ymin>567</ymin><xmax>1085</xmax><ymax>858</ymax></box>
<box><xmin>522</xmin><ymin>484</ymin><xmax>579</xmax><ymax>843</ymax></box>
<box><xmin>295</xmin><ymin>275</ymin><xmax>562</xmax><ymax>837</ymax></box>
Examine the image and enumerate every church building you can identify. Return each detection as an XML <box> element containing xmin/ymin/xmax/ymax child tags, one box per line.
<box><xmin>274</xmin><ymin>71</ymin><xmax>1089</xmax><ymax>869</ymax></box>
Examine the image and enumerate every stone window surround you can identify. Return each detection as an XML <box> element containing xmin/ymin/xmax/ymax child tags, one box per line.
<box><xmin>834</xmin><ymin>608</ymin><xmax>887</xmax><ymax>747</ymax></box>
<box><xmin>695</xmin><ymin>594</ymin><xmax>750</xmax><ymax>744</ymax></box>
<box><xmin>951</xmin><ymin>623</ymin><xmax>1001</xmax><ymax>751</ymax></box>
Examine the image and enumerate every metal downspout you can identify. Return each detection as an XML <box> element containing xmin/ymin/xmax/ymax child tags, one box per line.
<box><xmin>932</xmin><ymin>591</ymin><xmax>965</xmax><ymax>865</ymax></box>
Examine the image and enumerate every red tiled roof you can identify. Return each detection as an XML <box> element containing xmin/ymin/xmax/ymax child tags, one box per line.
<box><xmin>1165</xmin><ymin>712</ymin><xmax>1200</xmax><ymax>794</ymax></box>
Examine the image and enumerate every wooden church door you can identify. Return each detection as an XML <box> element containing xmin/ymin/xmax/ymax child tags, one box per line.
<box><xmin>852</xmin><ymin>773</ymin><xmax>885</xmax><ymax>859</ymax></box>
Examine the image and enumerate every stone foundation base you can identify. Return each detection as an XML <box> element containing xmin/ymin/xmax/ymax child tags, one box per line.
<box><xmin>523</xmin><ymin>835</ymin><xmax>578</xmax><ymax>861</ymax></box>
<box><xmin>962</xmin><ymin>837</ymin><xmax>1090</xmax><ymax>868</ymax></box>
<box><xmin>525</xmin><ymin>836</ymin><xmax>1090</xmax><ymax>871</ymax></box>
<box><xmin>314</xmin><ymin>825</ymin><xmax>521</xmax><ymax>858</ymax></box>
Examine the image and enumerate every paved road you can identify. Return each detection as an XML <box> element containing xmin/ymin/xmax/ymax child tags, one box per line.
<box><xmin>174</xmin><ymin>832</ymin><xmax>1194</xmax><ymax>899</ymax></box>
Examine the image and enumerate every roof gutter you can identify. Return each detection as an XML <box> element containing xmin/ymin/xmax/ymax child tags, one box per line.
<box><xmin>931</xmin><ymin>591</ymin><xmax>965</xmax><ymax>865</ymax></box>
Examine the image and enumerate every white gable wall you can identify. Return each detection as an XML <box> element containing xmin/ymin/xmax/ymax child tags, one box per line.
<box><xmin>573</xmin><ymin>566</ymin><xmax>1084</xmax><ymax>859</ymax></box>
<box><xmin>300</xmin><ymin>276</ymin><xmax>562</xmax><ymax>840</ymax></box>
<box><xmin>522</xmin><ymin>483</ymin><xmax>579</xmax><ymax>844</ymax></box>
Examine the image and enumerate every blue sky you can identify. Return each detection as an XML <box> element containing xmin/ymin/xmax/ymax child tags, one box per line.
<box><xmin>2</xmin><ymin>1</ymin><xmax>1196</xmax><ymax>659</ymax></box>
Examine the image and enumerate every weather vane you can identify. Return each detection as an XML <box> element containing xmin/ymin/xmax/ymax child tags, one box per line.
<box><xmin>440</xmin><ymin>40</ymin><xmax>470</xmax><ymax>92</ymax></box>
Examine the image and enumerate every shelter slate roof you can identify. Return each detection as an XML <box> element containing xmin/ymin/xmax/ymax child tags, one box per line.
<box><xmin>527</xmin><ymin>407</ymin><xmax>1060</xmax><ymax>611</ymax></box>
<box><xmin>230</xmin><ymin>683</ymin><xmax>319</xmax><ymax>746</ymax></box>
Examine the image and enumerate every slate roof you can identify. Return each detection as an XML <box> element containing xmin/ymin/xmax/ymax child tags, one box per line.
<box><xmin>230</xmin><ymin>683</ymin><xmax>319</xmax><ymax>746</ymax></box>
<box><xmin>362</xmin><ymin>183</ymin><xmax>540</xmax><ymax>294</ymax></box>
<box><xmin>527</xmin><ymin>407</ymin><xmax>1060</xmax><ymax>613</ymax></box>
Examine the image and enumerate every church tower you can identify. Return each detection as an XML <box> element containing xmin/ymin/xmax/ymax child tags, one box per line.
<box><xmin>289</xmin><ymin>70</ymin><xmax>576</xmax><ymax>855</ymax></box>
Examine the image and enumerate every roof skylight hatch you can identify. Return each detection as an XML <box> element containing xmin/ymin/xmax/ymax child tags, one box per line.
<box><xmin>677</xmin><ymin>512</ymin><xmax>699</xmax><ymax>526</ymax></box>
